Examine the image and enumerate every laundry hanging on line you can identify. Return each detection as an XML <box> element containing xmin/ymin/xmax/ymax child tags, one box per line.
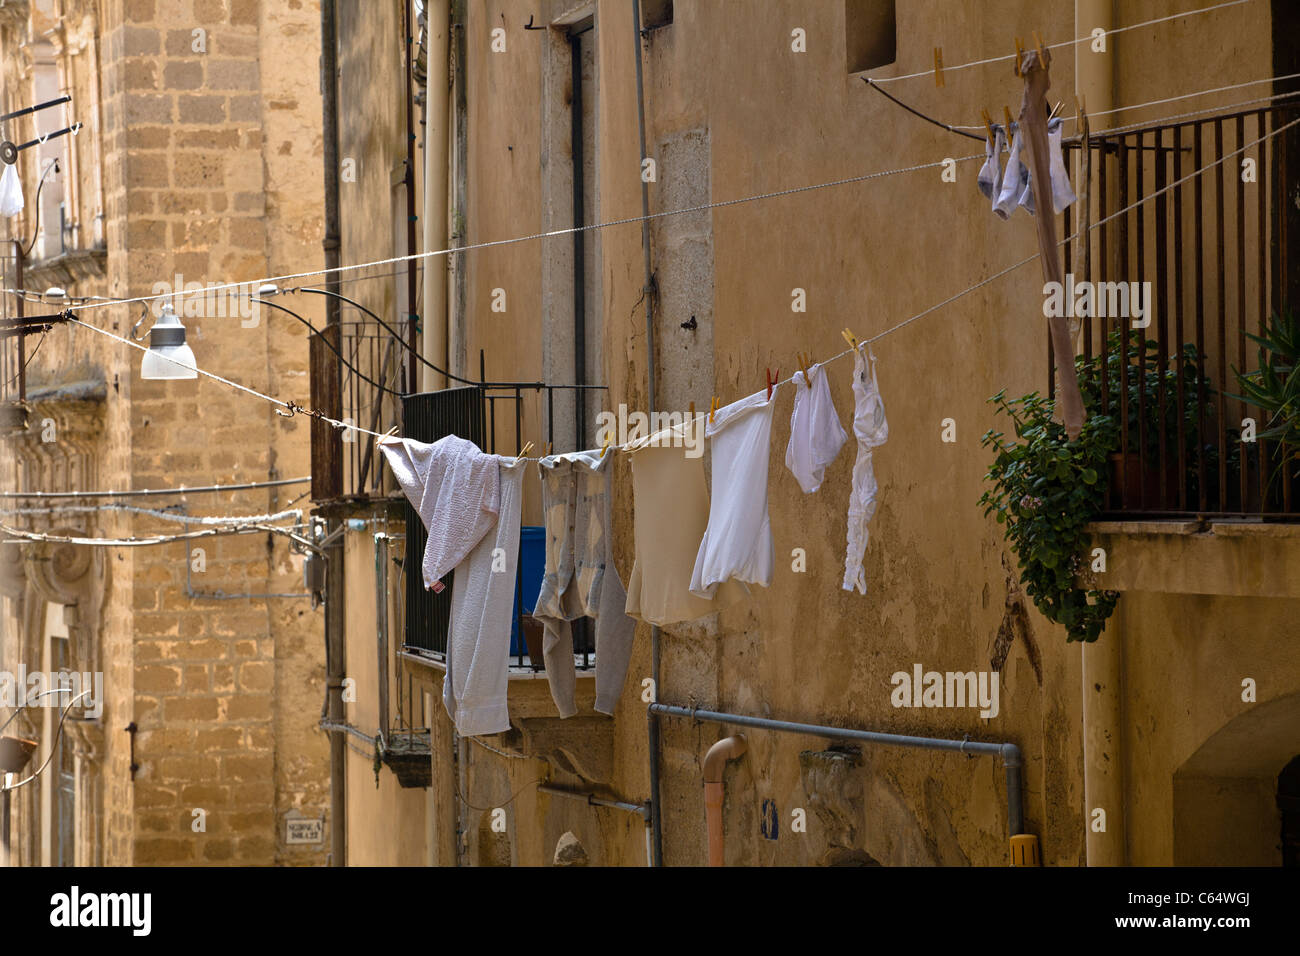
<box><xmin>533</xmin><ymin>449</ymin><xmax>636</xmax><ymax>718</ymax></box>
<box><xmin>785</xmin><ymin>363</ymin><xmax>848</xmax><ymax>494</ymax></box>
<box><xmin>624</xmin><ymin>417</ymin><xmax>748</xmax><ymax>626</ymax></box>
<box><xmin>986</xmin><ymin>117</ymin><xmax>1075</xmax><ymax>219</ymax></box>
<box><xmin>690</xmin><ymin>386</ymin><xmax>781</xmax><ymax>599</ymax></box>
<box><xmin>842</xmin><ymin>345</ymin><xmax>889</xmax><ymax>595</ymax></box>
<box><xmin>381</xmin><ymin>434</ymin><xmax>520</xmax><ymax>737</ymax></box>
<box><xmin>379</xmin><ymin>347</ymin><xmax>893</xmax><ymax>732</ymax></box>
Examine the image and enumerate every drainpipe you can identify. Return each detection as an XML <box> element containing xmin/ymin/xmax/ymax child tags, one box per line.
<box><xmin>649</xmin><ymin>703</ymin><xmax>1035</xmax><ymax>865</ymax></box>
<box><xmin>1076</xmin><ymin>0</ymin><xmax>1125</xmax><ymax>869</ymax></box>
<box><xmin>319</xmin><ymin>0</ymin><xmax>346</xmax><ymax>867</ymax></box>
<box><xmin>631</xmin><ymin>0</ymin><xmax>665</xmax><ymax>871</ymax></box>
<box><xmin>421</xmin><ymin>0</ymin><xmax>450</xmax><ymax>392</ymax></box>
<box><xmin>703</xmin><ymin>735</ymin><xmax>746</xmax><ymax>867</ymax></box>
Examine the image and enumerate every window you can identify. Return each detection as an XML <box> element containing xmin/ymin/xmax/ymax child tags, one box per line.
<box><xmin>641</xmin><ymin>0</ymin><xmax>672</xmax><ymax>30</ymax></box>
<box><xmin>845</xmin><ymin>0</ymin><xmax>897</xmax><ymax>73</ymax></box>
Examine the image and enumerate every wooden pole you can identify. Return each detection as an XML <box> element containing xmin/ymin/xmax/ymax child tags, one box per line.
<box><xmin>1019</xmin><ymin>47</ymin><xmax>1086</xmax><ymax>440</ymax></box>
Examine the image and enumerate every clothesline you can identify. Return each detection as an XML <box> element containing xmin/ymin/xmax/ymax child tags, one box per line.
<box><xmin>60</xmin><ymin>110</ymin><xmax>1300</xmax><ymax>463</ymax></box>
<box><xmin>0</xmin><ymin>503</ymin><xmax>303</xmax><ymax>525</ymax></box>
<box><xmin>11</xmin><ymin>153</ymin><xmax>985</xmax><ymax>316</ymax></box>
<box><xmin>951</xmin><ymin>74</ymin><xmax>1300</xmax><ymax>134</ymax></box>
<box><xmin>870</xmin><ymin>0</ymin><xmax>1252</xmax><ymax>85</ymax></box>
<box><xmin>0</xmin><ymin>520</ymin><xmax>310</xmax><ymax>548</ymax></box>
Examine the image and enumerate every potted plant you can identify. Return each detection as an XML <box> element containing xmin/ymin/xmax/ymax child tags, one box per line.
<box><xmin>1229</xmin><ymin>308</ymin><xmax>1300</xmax><ymax>491</ymax></box>
<box><xmin>980</xmin><ymin>388</ymin><xmax>1120</xmax><ymax>642</ymax></box>
<box><xmin>1075</xmin><ymin>329</ymin><xmax>1224</xmax><ymax>509</ymax></box>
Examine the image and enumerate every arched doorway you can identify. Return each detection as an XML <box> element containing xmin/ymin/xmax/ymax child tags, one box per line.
<box><xmin>1172</xmin><ymin>693</ymin><xmax>1300</xmax><ymax>866</ymax></box>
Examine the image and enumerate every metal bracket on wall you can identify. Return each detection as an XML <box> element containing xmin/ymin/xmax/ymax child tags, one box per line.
<box><xmin>125</xmin><ymin>722</ymin><xmax>139</xmax><ymax>780</ymax></box>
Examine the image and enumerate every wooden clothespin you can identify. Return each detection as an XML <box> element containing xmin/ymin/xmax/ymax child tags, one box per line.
<box><xmin>1048</xmin><ymin>100</ymin><xmax>1063</xmax><ymax>122</ymax></box>
<box><xmin>1014</xmin><ymin>38</ymin><xmax>1024</xmax><ymax>76</ymax></box>
<box><xmin>796</xmin><ymin>351</ymin><xmax>810</xmax><ymax>384</ymax></box>
<box><xmin>375</xmin><ymin>425</ymin><xmax>400</xmax><ymax>446</ymax></box>
<box><xmin>515</xmin><ymin>440</ymin><xmax>534</xmax><ymax>462</ymax></box>
<box><xmin>544</xmin><ymin>441</ymin><xmax>552</xmax><ymax>457</ymax></box>
<box><xmin>841</xmin><ymin>328</ymin><xmax>859</xmax><ymax>351</ymax></box>
<box><xmin>708</xmin><ymin>396</ymin><xmax>718</xmax><ymax>425</ymax></box>
<box><xmin>1004</xmin><ymin>106</ymin><xmax>1014</xmax><ymax>133</ymax></box>
<box><xmin>982</xmin><ymin>108</ymin><xmax>995</xmax><ymax>141</ymax></box>
<box><xmin>599</xmin><ymin>438</ymin><xmax>610</xmax><ymax>459</ymax></box>
<box><xmin>933</xmin><ymin>47</ymin><xmax>944</xmax><ymax>88</ymax></box>
<box><xmin>688</xmin><ymin>400</ymin><xmax>695</xmax><ymax>421</ymax></box>
<box><xmin>1033</xmin><ymin>31</ymin><xmax>1047</xmax><ymax>65</ymax></box>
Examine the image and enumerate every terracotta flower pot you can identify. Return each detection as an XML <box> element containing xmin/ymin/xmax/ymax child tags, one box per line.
<box><xmin>1107</xmin><ymin>451</ymin><xmax>1178</xmax><ymax>507</ymax></box>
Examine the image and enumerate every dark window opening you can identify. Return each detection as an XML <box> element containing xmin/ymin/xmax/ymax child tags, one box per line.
<box><xmin>845</xmin><ymin>0</ymin><xmax>897</xmax><ymax>73</ymax></box>
<box><xmin>641</xmin><ymin>0</ymin><xmax>672</xmax><ymax>30</ymax></box>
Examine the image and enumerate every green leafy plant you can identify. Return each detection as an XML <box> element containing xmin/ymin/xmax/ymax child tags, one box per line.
<box><xmin>979</xmin><ymin>386</ymin><xmax>1120</xmax><ymax>643</ymax></box>
<box><xmin>1229</xmin><ymin>308</ymin><xmax>1300</xmax><ymax>453</ymax></box>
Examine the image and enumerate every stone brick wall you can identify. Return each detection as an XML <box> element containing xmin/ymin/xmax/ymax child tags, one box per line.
<box><xmin>1</xmin><ymin>0</ymin><xmax>328</xmax><ymax>866</ymax></box>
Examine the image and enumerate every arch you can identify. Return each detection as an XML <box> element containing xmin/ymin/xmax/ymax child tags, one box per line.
<box><xmin>1172</xmin><ymin>693</ymin><xmax>1300</xmax><ymax>866</ymax></box>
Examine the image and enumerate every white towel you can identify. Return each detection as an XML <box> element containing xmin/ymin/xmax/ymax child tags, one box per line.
<box><xmin>380</xmin><ymin>434</ymin><xmax>499</xmax><ymax>592</ymax></box>
<box><xmin>443</xmin><ymin>458</ymin><xmax>525</xmax><ymax>736</ymax></box>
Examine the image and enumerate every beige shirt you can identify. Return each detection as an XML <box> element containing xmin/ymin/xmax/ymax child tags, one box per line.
<box><xmin>624</xmin><ymin>419</ymin><xmax>747</xmax><ymax>626</ymax></box>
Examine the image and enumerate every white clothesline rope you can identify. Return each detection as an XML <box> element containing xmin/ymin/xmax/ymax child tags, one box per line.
<box><xmin>0</xmin><ymin>476</ymin><xmax>310</xmax><ymax>499</ymax></box>
<box><xmin>13</xmin><ymin>154</ymin><xmax>985</xmax><ymax>316</ymax></box>
<box><xmin>953</xmin><ymin>73</ymin><xmax>1300</xmax><ymax>132</ymax></box>
<box><xmin>63</xmin><ymin>112</ymin><xmax>1300</xmax><ymax>467</ymax></box>
<box><xmin>11</xmin><ymin>71</ymin><xmax>1292</xmax><ymax>320</ymax></box>
<box><xmin>0</xmin><ymin>503</ymin><xmax>304</xmax><ymax>525</ymax></box>
<box><xmin>0</xmin><ymin>520</ymin><xmax>308</xmax><ymax>548</ymax></box>
<box><xmin>872</xmin><ymin>0</ymin><xmax>1253</xmax><ymax>85</ymax></box>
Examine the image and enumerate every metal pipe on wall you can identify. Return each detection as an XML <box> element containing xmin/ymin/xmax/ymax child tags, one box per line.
<box><xmin>631</xmin><ymin>0</ymin><xmax>665</xmax><ymax>871</ymax></box>
<box><xmin>649</xmin><ymin>703</ymin><xmax>1029</xmax><ymax>857</ymax></box>
<box><xmin>421</xmin><ymin>0</ymin><xmax>451</xmax><ymax>392</ymax></box>
<box><xmin>1075</xmin><ymin>0</ymin><xmax>1126</xmax><ymax>869</ymax></box>
<box><xmin>319</xmin><ymin>0</ymin><xmax>346</xmax><ymax>867</ymax></box>
<box><xmin>537</xmin><ymin>785</ymin><xmax>653</xmax><ymax>866</ymax></box>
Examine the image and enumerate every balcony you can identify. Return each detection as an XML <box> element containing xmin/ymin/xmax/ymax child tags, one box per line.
<box><xmin>1057</xmin><ymin>102</ymin><xmax>1300</xmax><ymax>519</ymax></box>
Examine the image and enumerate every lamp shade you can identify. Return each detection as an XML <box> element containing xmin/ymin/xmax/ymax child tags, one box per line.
<box><xmin>140</xmin><ymin>304</ymin><xmax>198</xmax><ymax>380</ymax></box>
<box><xmin>0</xmin><ymin>735</ymin><xmax>36</xmax><ymax>774</ymax></box>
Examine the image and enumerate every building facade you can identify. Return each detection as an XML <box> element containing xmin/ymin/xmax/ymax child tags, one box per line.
<box><xmin>0</xmin><ymin>0</ymin><xmax>329</xmax><ymax>866</ymax></box>
<box><xmin>319</xmin><ymin>0</ymin><xmax>1300</xmax><ymax>868</ymax></box>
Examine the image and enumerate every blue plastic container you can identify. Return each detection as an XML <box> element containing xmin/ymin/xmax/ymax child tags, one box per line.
<box><xmin>511</xmin><ymin>526</ymin><xmax>546</xmax><ymax>655</ymax></box>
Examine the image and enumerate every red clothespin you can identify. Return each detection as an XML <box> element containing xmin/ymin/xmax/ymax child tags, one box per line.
<box><xmin>766</xmin><ymin>367</ymin><xmax>778</xmax><ymax>401</ymax></box>
<box><xmin>933</xmin><ymin>47</ymin><xmax>944</xmax><ymax>88</ymax></box>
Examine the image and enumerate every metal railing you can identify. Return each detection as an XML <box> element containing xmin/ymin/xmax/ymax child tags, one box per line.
<box><xmin>1057</xmin><ymin>103</ymin><xmax>1299</xmax><ymax>518</ymax></box>
<box><xmin>308</xmin><ymin>320</ymin><xmax>407</xmax><ymax>502</ymax></box>
<box><xmin>401</xmin><ymin>373</ymin><xmax>604</xmax><ymax>670</ymax></box>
